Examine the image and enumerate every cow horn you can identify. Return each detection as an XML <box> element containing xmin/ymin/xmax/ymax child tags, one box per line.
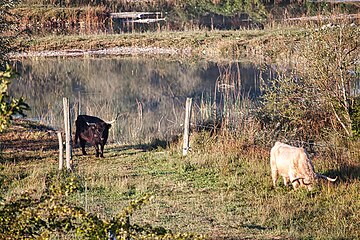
<box><xmin>106</xmin><ymin>119</ymin><xmax>116</xmax><ymax>125</ymax></box>
<box><xmin>105</xmin><ymin>113</ymin><xmax>120</xmax><ymax>125</ymax></box>
<box><xmin>86</xmin><ymin>122</ymin><xmax>96</xmax><ymax>126</ymax></box>
<box><xmin>291</xmin><ymin>177</ymin><xmax>304</xmax><ymax>183</ymax></box>
<box><xmin>316</xmin><ymin>174</ymin><xmax>338</xmax><ymax>182</ymax></box>
<box><xmin>303</xmin><ymin>179</ymin><xmax>311</xmax><ymax>185</ymax></box>
<box><xmin>291</xmin><ymin>177</ymin><xmax>311</xmax><ymax>185</ymax></box>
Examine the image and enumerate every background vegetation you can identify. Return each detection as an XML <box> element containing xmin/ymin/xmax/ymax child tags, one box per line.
<box><xmin>9</xmin><ymin>0</ymin><xmax>360</xmax><ymax>34</ymax></box>
<box><xmin>0</xmin><ymin>0</ymin><xmax>30</xmax><ymax>132</ymax></box>
<box><xmin>0</xmin><ymin>0</ymin><xmax>23</xmax><ymax>65</ymax></box>
<box><xmin>259</xmin><ymin>22</ymin><xmax>359</xmax><ymax>141</ymax></box>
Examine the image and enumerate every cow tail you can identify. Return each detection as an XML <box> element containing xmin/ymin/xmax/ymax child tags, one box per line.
<box><xmin>74</xmin><ymin>120</ymin><xmax>79</xmax><ymax>145</ymax></box>
<box><xmin>74</xmin><ymin>131</ymin><xmax>78</xmax><ymax>145</ymax></box>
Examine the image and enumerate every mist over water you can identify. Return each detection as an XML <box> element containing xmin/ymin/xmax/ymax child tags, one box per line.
<box><xmin>11</xmin><ymin>56</ymin><xmax>262</xmax><ymax>144</ymax></box>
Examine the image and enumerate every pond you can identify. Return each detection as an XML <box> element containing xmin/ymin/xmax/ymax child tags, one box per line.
<box><xmin>11</xmin><ymin>56</ymin><xmax>266</xmax><ymax>144</ymax></box>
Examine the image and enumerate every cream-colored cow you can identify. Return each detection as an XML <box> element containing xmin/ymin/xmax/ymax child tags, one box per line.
<box><xmin>270</xmin><ymin>142</ymin><xmax>337</xmax><ymax>190</ymax></box>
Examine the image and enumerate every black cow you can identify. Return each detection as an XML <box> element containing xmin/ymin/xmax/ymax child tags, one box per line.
<box><xmin>74</xmin><ymin>115</ymin><xmax>113</xmax><ymax>157</ymax></box>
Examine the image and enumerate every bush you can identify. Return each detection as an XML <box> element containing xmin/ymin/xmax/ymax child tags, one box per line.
<box><xmin>0</xmin><ymin>65</ymin><xmax>30</xmax><ymax>132</ymax></box>
<box><xmin>258</xmin><ymin>22</ymin><xmax>359</xmax><ymax>141</ymax></box>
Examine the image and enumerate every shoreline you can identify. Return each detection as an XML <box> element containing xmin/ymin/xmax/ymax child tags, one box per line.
<box><xmin>10</xmin><ymin>46</ymin><xmax>188</xmax><ymax>58</ymax></box>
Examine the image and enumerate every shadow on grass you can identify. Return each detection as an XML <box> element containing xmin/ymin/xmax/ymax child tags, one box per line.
<box><xmin>241</xmin><ymin>224</ymin><xmax>269</xmax><ymax>231</ymax></box>
<box><xmin>322</xmin><ymin>164</ymin><xmax>360</xmax><ymax>181</ymax></box>
<box><xmin>0</xmin><ymin>119</ymin><xmax>59</xmax><ymax>155</ymax></box>
<box><xmin>72</xmin><ymin>137</ymin><xmax>177</xmax><ymax>159</ymax></box>
<box><xmin>109</xmin><ymin>137</ymin><xmax>176</xmax><ymax>153</ymax></box>
<box><xmin>211</xmin><ymin>238</ymin><xmax>253</xmax><ymax>240</ymax></box>
<box><xmin>1</xmin><ymin>138</ymin><xmax>59</xmax><ymax>152</ymax></box>
<box><xmin>0</xmin><ymin>153</ymin><xmax>51</xmax><ymax>164</ymax></box>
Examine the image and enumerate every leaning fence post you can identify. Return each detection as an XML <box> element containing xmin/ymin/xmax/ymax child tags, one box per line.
<box><xmin>183</xmin><ymin>98</ymin><xmax>192</xmax><ymax>156</ymax></box>
<box><xmin>58</xmin><ymin>132</ymin><xmax>64</xmax><ymax>170</ymax></box>
<box><xmin>63</xmin><ymin>97</ymin><xmax>72</xmax><ymax>170</ymax></box>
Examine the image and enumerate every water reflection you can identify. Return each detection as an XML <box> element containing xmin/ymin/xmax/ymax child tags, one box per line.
<box><xmin>11</xmin><ymin>57</ymin><xmax>262</xmax><ymax>144</ymax></box>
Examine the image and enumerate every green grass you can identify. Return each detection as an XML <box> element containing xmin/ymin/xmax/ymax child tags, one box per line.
<box><xmin>1</xmin><ymin>122</ymin><xmax>359</xmax><ymax>239</ymax></box>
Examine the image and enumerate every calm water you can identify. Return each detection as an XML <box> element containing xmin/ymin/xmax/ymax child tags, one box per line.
<box><xmin>11</xmin><ymin>56</ymin><xmax>264</xmax><ymax>144</ymax></box>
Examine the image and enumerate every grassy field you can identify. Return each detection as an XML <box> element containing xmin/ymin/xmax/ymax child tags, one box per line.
<box><xmin>1</xmin><ymin>119</ymin><xmax>359</xmax><ymax>239</ymax></box>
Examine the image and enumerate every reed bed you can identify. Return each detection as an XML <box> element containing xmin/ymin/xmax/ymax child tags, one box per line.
<box><xmin>12</xmin><ymin>5</ymin><xmax>109</xmax><ymax>35</ymax></box>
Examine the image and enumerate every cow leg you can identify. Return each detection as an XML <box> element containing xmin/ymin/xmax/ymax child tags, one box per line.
<box><xmin>271</xmin><ymin>169</ymin><xmax>278</xmax><ymax>187</ymax></box>
<box><xmin>283</xmin><ymin>176</ymin><xmax>290</xmax><ymax>186</ymax></box>
<box><xmin>290</xmin><ymin>175</ymin><xmax>300</xmax><ymax>190</ymax></box>
<box><xmin>74</xmin><ymin>129</ymin><xmax>79</xmax><ymax>145</ymax></box>
<box><xmin>80</xmin><ymin>139</ymin><xmax>87</xmax><ymax>155</ymax></box>
<box><xmin>292</xmin><ymin>180</ymin><xmax>301</xmax><ymax>189</ymax></box>
<box><xmin>94</xmin><ymin>144</ymin><xmax>100</xmax><ymax>157</ymax></box>
<box><xmin>100</xmin><ymin>144</ymin><xmax>104</xmax><ymax>158</ymax></box>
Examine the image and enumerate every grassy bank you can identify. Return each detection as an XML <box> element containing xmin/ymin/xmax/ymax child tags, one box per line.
<box><xmin>16</xmin><ymin>26</ymin><xmax>306</xmax><ymax>62</ymax></box>
<box><xmin>1</xmin><ymin>120</ymin><xmax>359</xmax><ymax>239</ymax></box>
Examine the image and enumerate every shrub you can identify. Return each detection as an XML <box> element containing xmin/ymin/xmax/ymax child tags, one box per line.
<box><xmin>258</xmin><ymin>22</ymin><xmax>359</xmax><ymax>141</ymax></box>
<box><xmin>0</xmin><ymin>65</ymin><xmax>30</xmax><ymax>132</ymax></box>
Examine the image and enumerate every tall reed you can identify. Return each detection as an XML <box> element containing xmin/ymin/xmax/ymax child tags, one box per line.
<box><xmin>193</xmin><ymin>62</ymin><xmax>263</xmax><ymax>146</ymax></box>
<box><xmin>12</xmin><ymin>6</ymin><xmax>109</xmax><ymax>35</ymax></box>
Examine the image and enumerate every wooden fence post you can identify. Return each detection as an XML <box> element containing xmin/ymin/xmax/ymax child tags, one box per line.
<box><xmin>183</xmin><ymin>98</ymin><xmax>192</xmax><ymax>156</ymax></box>
<box><xmin>58</xmin><ymin>132</ymin><xmax>63</xmax><ymax>170</ymax></box>
<box><xmin>78</xmin><ymin>91</ymin><xmax>81</xmax><ymax>116</ymax></box>
<box><xmin>63</xmin><ymin>97</ymin><xmax>72</xmax><ymax>170</ymax></box>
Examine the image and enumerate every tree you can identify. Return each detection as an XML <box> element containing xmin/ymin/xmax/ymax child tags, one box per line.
<box><xmin>298</xmin><ymin>23</ymin><xmax>359</xmax><ymax>137</ymax></box>
<box><xmin>259</xmin><ymin>22</ymin><xmax>359</xmax><ymax>140</ymax></box>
